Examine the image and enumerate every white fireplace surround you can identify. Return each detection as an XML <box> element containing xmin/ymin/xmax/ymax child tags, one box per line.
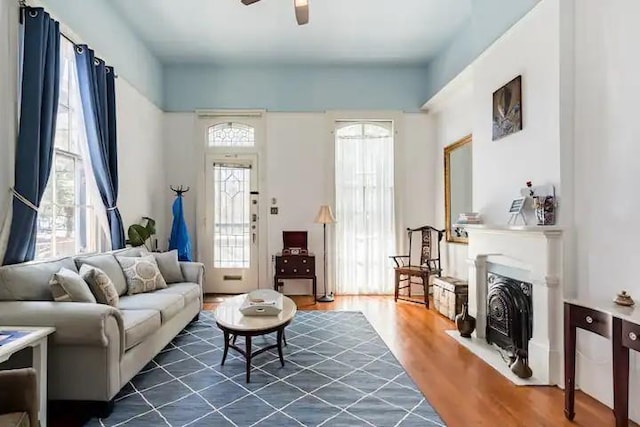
<box><xmin>462</xmin><ymin>224</ymin><xmax>564</xmax><ymax>386</ymax></box>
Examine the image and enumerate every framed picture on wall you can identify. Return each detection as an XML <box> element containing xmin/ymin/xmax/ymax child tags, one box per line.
<box><xmin>492</xmin><ymin>75</ymin><xmax>523</xmax><ymax>141</ymax></box>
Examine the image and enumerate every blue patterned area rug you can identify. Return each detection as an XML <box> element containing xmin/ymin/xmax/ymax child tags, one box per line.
<box><xmin>88</xmin><ymin>311</ymin><xmax>445</xmax><ymax>427</ymax></box>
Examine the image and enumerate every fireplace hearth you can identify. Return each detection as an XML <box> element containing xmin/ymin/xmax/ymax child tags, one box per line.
<box><xmin>486</xmin><ymin>272</ymin><xmax>533</xmax><ymax>376</ymax></box>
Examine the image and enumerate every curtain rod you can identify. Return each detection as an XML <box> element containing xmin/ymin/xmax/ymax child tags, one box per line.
<box><xmin>18</xmin><ymin>3</ymin><xmax>118</xmax><ymax>78</ymax></box>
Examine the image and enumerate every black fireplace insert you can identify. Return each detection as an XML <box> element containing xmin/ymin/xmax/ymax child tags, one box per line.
<box><xmin>485</xmin><ymin>272</ymin><xmax>533</xmax><ymax>356</ymax></box>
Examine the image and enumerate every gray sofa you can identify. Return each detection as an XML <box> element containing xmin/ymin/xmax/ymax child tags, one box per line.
<box><xmin>0</xmin><ymin>248</ymin><xmax>204</xmax><ymax>416</ymax></box>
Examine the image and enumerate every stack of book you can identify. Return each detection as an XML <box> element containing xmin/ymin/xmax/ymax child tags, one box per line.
<box><xmin>456</xmin><ymin>212</ymin><xmax>482</xmax><ymax>225</ymax></box>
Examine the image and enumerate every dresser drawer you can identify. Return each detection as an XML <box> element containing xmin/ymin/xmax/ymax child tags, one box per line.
<box><xmin>621</xmin><ymin>320</ymin><xmax>640</xmax><ymax>351</ymax></box>
<box><xmin>571</xmin><ymin>304</ymin><xmax>610</xmax><ymax>338</ymax></box>
<box><xmin>276</xmin><ymin>256</ymin><xmax>315</xmax><ymax>276</ymax></box>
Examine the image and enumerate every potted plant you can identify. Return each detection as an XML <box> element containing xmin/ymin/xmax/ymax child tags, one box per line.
<box><xmin>127</xmin><ymin>217</ymin><xmax>156</xmax><ymax>250</ymax></box>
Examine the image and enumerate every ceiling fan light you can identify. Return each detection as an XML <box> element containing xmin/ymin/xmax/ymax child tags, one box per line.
<box><xmin>294</xmin><ymin>0</ymin><xmax>309</xmax><ymax>25</ymax></box>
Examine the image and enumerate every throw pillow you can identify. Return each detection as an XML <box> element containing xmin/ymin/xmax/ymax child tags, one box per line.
<box><xmin>49</xmin><ymin>267</ymin><xmax>97</xmax><ymax>303</ymax></box>
<box><xmin>117</xmin><ymin>255</ymin><xmax>167</xmax><ymax>295</ymax></box>
<box><xmin>79</xmin><ymin>264</ymin><xmax>119</xmax><ymax>307</ymax></box>
<box><xmin>152</xmin><ymin>250</ymin><xmax>184</xmax><ymax>284</ymax></box>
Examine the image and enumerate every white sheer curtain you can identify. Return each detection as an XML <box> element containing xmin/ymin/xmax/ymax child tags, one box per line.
<box><xmin>334</xmin><ymin>121</ymin><xmax>395</xmax><ymax>295</ymax></box>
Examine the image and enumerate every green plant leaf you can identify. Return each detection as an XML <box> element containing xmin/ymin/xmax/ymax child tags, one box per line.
<box><xmin>128</xmin><ymin>224</ymin><xmax>150</xmax><ymax>247</ymax></box>
<box><xmin>143</xmin><ymin>216</ymin><xmax>156</xmax><ymax>236</ymax></box>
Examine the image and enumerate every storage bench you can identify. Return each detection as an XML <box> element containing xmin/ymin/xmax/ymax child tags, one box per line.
<box><xmin>432</xmin><ymin>276</ymin><xmax>468</xmax><ymax>320</ymax></box>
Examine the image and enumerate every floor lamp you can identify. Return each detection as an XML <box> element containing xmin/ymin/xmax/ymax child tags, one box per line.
<box><xmin>315</xmin><ymin>205</ymin><xmax>336</xmax><ymax>303</ymax></box>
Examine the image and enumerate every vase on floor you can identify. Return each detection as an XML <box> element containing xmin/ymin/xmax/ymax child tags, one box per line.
<box><xmin>456</xmin><ymin>302</ymin><xmax>476</xmax><ymax>338</ymax></box>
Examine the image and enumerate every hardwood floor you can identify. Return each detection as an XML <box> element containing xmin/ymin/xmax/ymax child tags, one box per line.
<box><xmin>205</xmin><ymin>295</ymin><xmax>626</xmax><ymax>427</ymax></box>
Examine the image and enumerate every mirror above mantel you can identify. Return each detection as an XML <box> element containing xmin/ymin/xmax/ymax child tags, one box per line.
<box><xmin>444</xmin><ymin>134</ymin><xmax>472</xmax><ymax>244</ymax></box>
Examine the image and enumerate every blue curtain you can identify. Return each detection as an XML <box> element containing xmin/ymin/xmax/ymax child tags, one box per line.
<box><xmin>169</xmin><ymin>195</ymin><xmax>193</xmax><ymax>261</ymax></box>
<box><xmin>74</xmin><ymin>45</ymin><xmax>125</xmax><ymax>249</ymax></box>
<box><xmin>3</xmin><ymin>8</ymin><xmax>60</xmax><ymax>265</ymax></box>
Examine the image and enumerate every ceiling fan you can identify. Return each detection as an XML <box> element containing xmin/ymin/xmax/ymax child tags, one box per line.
<box><xmin>241</xmin><ymin>0</ymin><xmax>310</xmax><ymax>26</ymax></box>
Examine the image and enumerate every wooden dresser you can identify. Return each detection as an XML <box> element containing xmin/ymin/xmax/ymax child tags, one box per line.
<box><xmin>564</xmin><ymin>298</ymin><xmax>640</xmax><ymax>427</ymax></box>
<box><xmin>273</xmin><ymin>253</ymin><xmax>317</xmax><ymax>299</ymax></box>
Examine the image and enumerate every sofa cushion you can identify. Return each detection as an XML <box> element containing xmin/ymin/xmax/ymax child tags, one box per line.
<box><xmin>111</xmin><ymin>247</ymin><xmax>148</xmax><ymax>258</ymax></box>
<box><xmin>121</xmin><ymin>309</ymin><xmax>161</xmax><ymax>350</ymax></box>
<box><xmin>152</xmin><ymin>283</ymin><xmax>201</xmax><ymax>305</ymax></box>
<box><xmin>75</xmin><ymin>254</ymin><xmax>127</xmax><ymax>296</ymax></box>
<box><xmin>49</xmin><ymin>267</ymin><xmax>96</xmax><ymax>303</ymax></box>
<box><xmin>0</xmin><ymin>412</ymin><xmax>30</xmax><ymax>427</ymax></box>
<box><xmin>118</xmin><ymin>293</ymin><xmax>184</xmax><ymax>323</ymax></box>
<box><xmin>152</xmin><ymin>250</ymin><xmax>184</xmax><ymax>284</ymax></box>
<box><xmin>0</xmin><ymin>257</ymin><xmax>77</xmax><ymax>301</ymax></box>
<box><xmin>116</xmin><ymin>255</ymin><xmax>167</xmax><ymax>296</ymax></box>
<box><xmin>80</xmin><ymin>265</ymin><xmax>119</xmax><ymax>307</ymax></box>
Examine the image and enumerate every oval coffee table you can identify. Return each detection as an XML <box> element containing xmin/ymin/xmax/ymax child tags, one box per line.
<box><xmin>214</xmin><ymin>294</ymin><xmax>297</xmax><ymax>382</ymax></box>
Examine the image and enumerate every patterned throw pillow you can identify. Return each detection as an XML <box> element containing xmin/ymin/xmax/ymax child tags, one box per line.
<box><xmin>50</xmin><ymin>267</ymin><xmax>97</xmax><ymax>303</ymax></box>
<box><xmin>79</xmin><ymin>264</ymin><xmax>119</xmax><ymax>307</ymax></box>
<box><xmin>117</xmin><ymin>255</ymin><xmax>167</xmax><ymax>295</ymax></box>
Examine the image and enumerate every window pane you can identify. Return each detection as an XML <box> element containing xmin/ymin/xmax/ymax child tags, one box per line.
<box><xmin>213</xmin><ymin>165</ymin><xmax>251</xmax><ymax>268</ymax></box>
<box><xmin>36</xmin><ymin>204</ymin><xmax>54</xmax><ymax>260</ymax></box>
<box><xmin>54</xmin><ymin>155</ymin><xmax>75</xmax><ymax>257</ymax></box>
<box><xmin>208</xmin><ymin>123</ymin><xmax>255</xmax><ymax>147</ymax></box>
<box><xmin>35</xmin><ymin>37</ymin><xmax>102</xmax><ymax>260</ymax></box>
<box><xmin>54</xmin><ymin>105</ymin><xmax>70</xmax><ymax>152</ymax></box>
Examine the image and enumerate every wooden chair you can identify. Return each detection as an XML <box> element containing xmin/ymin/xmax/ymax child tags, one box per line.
<box><xmin>390</xmin><ymin>226</ymin><xmax>444</xmax><ymax>308</ymax></box>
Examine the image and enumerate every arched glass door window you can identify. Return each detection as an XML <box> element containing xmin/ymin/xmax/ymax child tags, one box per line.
<box><xmin>208</xmin><ymin>122</ymin><xmax>255</xmax><ymax>147</ymax></box>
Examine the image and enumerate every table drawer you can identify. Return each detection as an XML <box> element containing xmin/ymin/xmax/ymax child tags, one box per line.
<box><xmin>571</xmin><ymin>305</ymin><xmax>610</xmax><ymax>337</ymax></box>
<box><xmin>276</xmin><ymin>256</ymin><xmax>315</xmax><ymax>276</ymax></box>
<box><xmin>622</xmin><ymin>320</ymin><xmax>640</xmax><ymax>351</ymax></box>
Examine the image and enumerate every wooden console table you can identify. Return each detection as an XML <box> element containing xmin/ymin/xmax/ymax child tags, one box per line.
<box><xmin>564</xmin><ymin>299</ymin><xmax>640</xmax><ymax>427</ymax></box>
<box><xmin>273</xmin><ymin>253</ymin><xmax>317</xmax><ymax>301</ymax></box>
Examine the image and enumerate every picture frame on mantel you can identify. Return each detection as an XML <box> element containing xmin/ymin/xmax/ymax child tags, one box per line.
<box><xmin>492</xmin><ymin>75</ymin><xmax>523</xmax><ymax>141</ymax></box>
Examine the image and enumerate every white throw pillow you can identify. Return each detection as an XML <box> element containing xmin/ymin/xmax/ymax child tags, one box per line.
<box><xmin>49</xmin><ymin>267</ymin><xmax>97</xmax><ymax>303</ymax></box>
<box><xmin>152</xmin><ymin>250</ymin><xmax>184</xmax><ymax>284</ymax></box>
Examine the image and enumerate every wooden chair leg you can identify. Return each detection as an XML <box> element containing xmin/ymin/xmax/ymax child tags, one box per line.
<box><xmin>394</xmin><ymin>270</ymin><xmax>400</xmax><ymax>302</ymax></box>
<box><xmin>422</xmin><ymin>274</ymin><xmax>429</xmax><ymax>308</ymax></box>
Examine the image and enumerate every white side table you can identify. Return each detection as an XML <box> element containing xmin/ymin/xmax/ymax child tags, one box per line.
<box><xmin>0</xmin><ymin>326</ymin><xmax>55</xmax><ymax>427</ymax></box>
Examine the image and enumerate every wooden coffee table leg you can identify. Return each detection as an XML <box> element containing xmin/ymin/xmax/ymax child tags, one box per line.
<box><xmin>221</xmin><ymin>330</ymin><xmax>230</xmax><ymax>366</ymax></box>
<box><xmin>283</xmin><ymin>330</ymin><xmax>287</xmax><ymax>347</ymax></box>
<box><xmin>277</xmin><ymin>328</ymin><xmax>285</xmax><ymax>367</ymax></box>
<box><xmin>245</xmin><ymin>335</ymin><xmax>252</xmax><ymax>383</ymax></box>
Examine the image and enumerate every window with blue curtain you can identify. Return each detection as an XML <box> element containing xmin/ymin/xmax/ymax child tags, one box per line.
<box><xmin>35</xmin><ymin>37</ymin><xmax>108</xmax><ymax>260</ymax></box>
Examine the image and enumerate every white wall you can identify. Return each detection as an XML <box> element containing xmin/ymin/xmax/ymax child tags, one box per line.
<box><xmin>430</xmin><ymin>78</ymin><xmax>473</xmax><ymax>280</ymax></box>
<box><xmin>116</xmin><ymin>79</ymin><xmax>167</xmax><ymax>248</ymax></box>
<box><xmin>162</xmin><ymin>111</ymin><xmax>435</xmax><ymax>294</ymax></box>
<box><xmin>0</xmin><ymin>1</ymin><xmax>19</xmax><ymax>249</ymax></box>
<box><xmin>426</xmin><ymin>0</ymin><xmax>640</xmax><ymax>419</ymax></box>
<box><xmin>573</xmin><ymin>0</ymin><xmax>640</xmax><ymax>419</ymax></box>
<box><xmin>472</xmin><ymin>0</ymin><xmax>562</xmax><ymax>225</ymax></box>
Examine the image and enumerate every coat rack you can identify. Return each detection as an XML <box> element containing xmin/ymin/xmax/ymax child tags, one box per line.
<box><xmin>170</xmin><ymin>185</ymin><xmax>190</xmax><ymax>196</ymax></box>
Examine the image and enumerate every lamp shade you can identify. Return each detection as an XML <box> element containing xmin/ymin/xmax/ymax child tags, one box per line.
<box><xmin>314</xmin><ymin>205</ymin><xmax>336</xmax><ymax>224</ymax></box>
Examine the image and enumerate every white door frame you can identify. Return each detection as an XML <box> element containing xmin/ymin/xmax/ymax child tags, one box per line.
<box><xmin>195</xmin><ymin>111</ymin><xmax>268</xmax><ymax>294</ymax></box>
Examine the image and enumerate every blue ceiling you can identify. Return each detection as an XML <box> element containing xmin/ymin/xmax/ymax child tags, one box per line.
<box><xmin>37</xmin><ymin>0</ymin><xmax>540</xmax><ymax>111</ymax></box>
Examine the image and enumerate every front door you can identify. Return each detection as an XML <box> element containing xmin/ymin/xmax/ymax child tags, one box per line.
<box><xmin>204</xmin><ymin>154</ymin><xmax>259</xmax><ymax>294</ymax></box>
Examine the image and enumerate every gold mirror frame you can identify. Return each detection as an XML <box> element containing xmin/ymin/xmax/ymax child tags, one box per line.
<box><xmin>444</xmin><ymin>134</ymin><xmax>472</xmax><ymax>244</ymax></box>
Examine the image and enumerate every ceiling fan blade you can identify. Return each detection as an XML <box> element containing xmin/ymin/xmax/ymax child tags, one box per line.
<box><xmin>294</xmin><ymin>0</ymin><xmax>309</xmax><ymax>25</ymax></box>
<box><xmin>241</xmin><ymin>0</ymin><xmax>261</xmax><ymax>5</ymax></box>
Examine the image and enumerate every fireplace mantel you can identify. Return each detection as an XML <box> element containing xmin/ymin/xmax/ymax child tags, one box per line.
<box><xmin>463</xmin><ymin>224</ymin><xmax>564</xmax><ymax>235</ymax></box>
<box><xmin>457</xmin><ymin>222</ymin><xmax>565</xmax><ymax>386</ymax></box>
